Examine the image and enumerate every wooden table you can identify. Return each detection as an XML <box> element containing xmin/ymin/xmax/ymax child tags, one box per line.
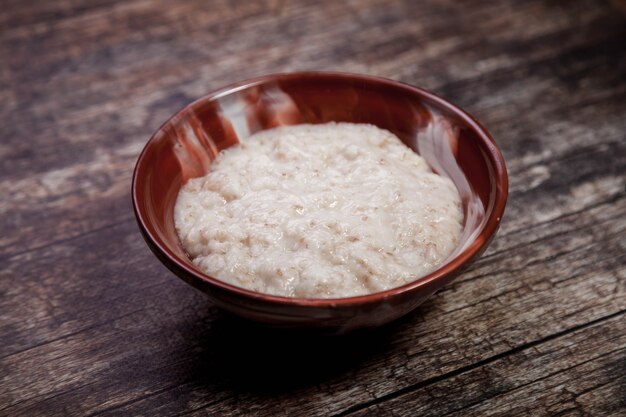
<box><xmin>2</xmin><ymin>1</ymin><xmax>625</xmax><ymax>415</ymax></box>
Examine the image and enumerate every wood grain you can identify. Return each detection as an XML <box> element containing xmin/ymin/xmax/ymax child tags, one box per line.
<box><xmin>1</xmin><ymin>0</ymin><xmax>625</xmax><ymax>415</ymax></box>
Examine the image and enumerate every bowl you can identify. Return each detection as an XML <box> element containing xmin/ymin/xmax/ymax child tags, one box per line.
<box><xmin>132</xmin><ymin>72</ymin><xmax>508</xmax><ymax>332</ymax></box>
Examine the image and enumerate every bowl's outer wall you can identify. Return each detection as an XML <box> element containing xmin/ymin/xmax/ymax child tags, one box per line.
<box><xmin>133</xmin><ymin>72</ymin><xmax>508</xmax><ymax>332</ymax></box>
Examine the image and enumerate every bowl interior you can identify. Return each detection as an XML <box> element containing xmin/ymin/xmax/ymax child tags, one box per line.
<box><xmin>133</xmin><ymin>73</ymin><xmax>506</xmax><ymax>298</ymax></box>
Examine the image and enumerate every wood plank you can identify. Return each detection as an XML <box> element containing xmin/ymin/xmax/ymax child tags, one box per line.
<box><xmin>1</xmin><ymin>180</ymin><xmax>623</xmax><ymax>415</ymax></box>
<box><xmin>1</xmin><ymin>0</ymin><xmax>621</xmax><ymax>178</ymax></box>
<box><xmin>0</xmin><ymin>0</ymin><xmax>120</xmax><ymax>29</ymax></box>
<box><xmin>345</xmin><ymin>312</ymin><xmax>626</xmax><ymax>416</ymax></box>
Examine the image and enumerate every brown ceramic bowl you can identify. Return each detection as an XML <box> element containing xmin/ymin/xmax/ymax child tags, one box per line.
<box><xmin>132</xmin><ymin>72</ymin><xmax>508</xmax><ymax>332</ymax></box>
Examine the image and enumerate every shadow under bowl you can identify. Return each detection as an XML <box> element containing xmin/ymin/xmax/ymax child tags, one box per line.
<box><xmin>132</xmin><ymin>72</ymin><xmax>508</xmax><ymax>333</ymax></box>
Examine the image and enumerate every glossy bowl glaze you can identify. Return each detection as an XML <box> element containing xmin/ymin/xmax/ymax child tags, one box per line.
<box><xmin>132</xmin><ymin>72</ymin><xmax>508</xmax><ymax>332</ymax></box>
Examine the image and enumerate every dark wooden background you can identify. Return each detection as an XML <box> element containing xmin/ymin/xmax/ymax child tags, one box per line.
<box><xmin>1</xmin><ymin>0</ymin><xmax>625</xmax><ymax>415</ymax></box>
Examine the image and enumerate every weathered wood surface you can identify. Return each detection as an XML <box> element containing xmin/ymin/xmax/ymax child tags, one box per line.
<box><xmin>1</xmin><ymin>0</ymin><xmax>625</xmax><ymax>415</ymax></box>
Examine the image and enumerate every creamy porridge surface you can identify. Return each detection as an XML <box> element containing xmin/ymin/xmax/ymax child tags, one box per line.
<box><xmin>174</xmin><ymin>123</ymin><xmax>463</xmax><ymax>298</ymax></box>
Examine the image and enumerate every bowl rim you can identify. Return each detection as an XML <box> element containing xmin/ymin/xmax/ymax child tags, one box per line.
<box><xmin>132</xmin><ymin>71</ymin><xmax>509</xmax><ymax>307</ymax></box>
